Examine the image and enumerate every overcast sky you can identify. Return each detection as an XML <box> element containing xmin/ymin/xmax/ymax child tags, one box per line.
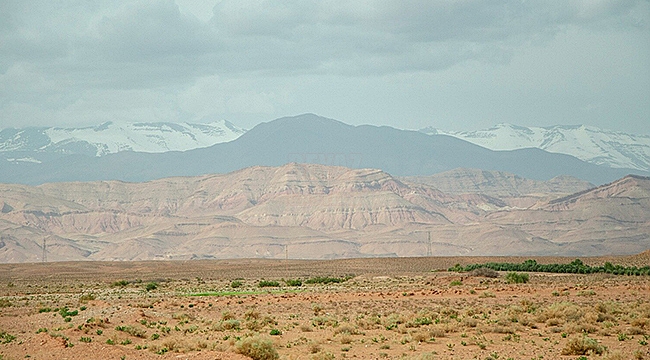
<box><xmin>1</xmin><ymin>1</ymin><xmax>648</xmax><ymax>134</ymax></box>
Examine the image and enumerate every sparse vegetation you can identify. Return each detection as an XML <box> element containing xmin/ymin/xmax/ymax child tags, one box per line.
<box><xmin>0</xmin><ymin>331</ymin><xmax>16</xmax><ymax>344</ymax></box>
<box><xmin>145</xmin><ymin>282</ymin><xmax>158</xmax><ymax>291</ymax></box>
<box><xmin>452</xmin><ymin>259</ymin><xmax>650</xmax><ymax>276</ymax></box>
<box><xmin>304</xmin><ymin>275</ymin><xmax>354</xmax><ymax>284</ymax></box>
<box><xmin>561</xmin><ymin>335</ymin><xmax>605</xmax><ymax>355</ymax></box>
<box><xmin>79</xmin><ymin>293</ymin><xmax>96</xmax><ymax>303</ymax></box>
<box><xmin>115</xmin><ymin>325</ymin><xmax>146</xmax><ymax>338</ymax></box>
<box><xmin>505</xmin><ymin>272</ymin><xmax>529</xmax><ymax>284</ymax></box>
<box><xmin>285</xmin><ymin>279</ymin><xmax>303</xmax><ymax>287</ymax></box>
<box><xmin>58</xmin><ymin>307</ymin><xmax>78</xmax><ymax>318</ymax></box>
<box><xmin>258</xmin><ymin>280</ymin><xmax>280</xmax><ymax>288</ymax></box>
<box><xmin>112</xmin><ymin>280</ymin><xmax>129</xmax><ymax>287</ymax></box>
<box><xmin>0</xmin><ymin>255</ymin><xmax>649</xmax><ymax>359</ymax></box>
<box><xmin>235</xmin><ymin>336</ymin><xmax>279</xmax><ymax>360</ymax></box>
<box><xmin>470</xmin><ymin>267</ymin><xmax>500</xmax><ymax>278</ymax></box>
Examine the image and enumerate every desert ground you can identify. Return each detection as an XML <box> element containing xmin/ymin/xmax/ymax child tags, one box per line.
<box><xmin>1</xmin><ymin>254</ymin><xmax>649</xmax><ymax>360</ymax></box>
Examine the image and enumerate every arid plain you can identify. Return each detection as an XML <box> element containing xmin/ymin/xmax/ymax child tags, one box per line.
<box><xmin>1</xmin><ymin>254</ymin><xmax>649</xmax><ymax>360</ymax></box>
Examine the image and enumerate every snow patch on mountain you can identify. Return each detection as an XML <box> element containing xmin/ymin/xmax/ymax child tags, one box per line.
<box><xmin>0</xmin><ymin>120</ymin><xmax>246</xmax><ymax>157</ymax></box>
<box><xmin>6</xmin><ymin>157</ymin><xmax>42</xmax><ymax>164</ymax></box>
<box><xmin>421</xmin><ymin>124</ymin><xmax>650</xmax><ymax>172</ymax></box>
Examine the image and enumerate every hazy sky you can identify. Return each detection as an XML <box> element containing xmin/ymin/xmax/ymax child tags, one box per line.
<box><xmin>1</xmin><ymin>0</ymin><xmax>649</xmax><ymax>133</ymax></box>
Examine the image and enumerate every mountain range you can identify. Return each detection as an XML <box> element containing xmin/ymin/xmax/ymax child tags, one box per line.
<box><xmin>0</xmin><ymin>114</ymin><xmax>646</xmax><ymax>185</ymax></box>
<box><xmin>0</xmin><ymin>119</ymin><xmax>245</xmax><ymax>163</ymax></box>
<box><xmin>3</xmin><ymin>116</ymin><xmax>649</xmax><ymax>180</ymax></box>
<box><xmin>421</xmin><ymin>123</ymin><xmax>650</xmax><ymax>172</ymax></box>
<box><xmin>0</xmin><ymin>163</ymin><xmax>647</xmax><ymax>263</ymax></box>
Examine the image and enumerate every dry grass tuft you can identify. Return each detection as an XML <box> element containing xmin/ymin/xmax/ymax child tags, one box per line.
<box><xmin>470</xmin><ymin>267</ymin><xmax>499</xmax><ymax>278</ymax></box>
<box><xmin>561</xmin><ymin>335</ymin><xmax>605</xmax><ymax>355</ymax></box>
<box><xmin>537</xmin><ymin>302</ymin><xmax>583</xmax><ymax>325</ymax></box>
<box><xmin>235</xmin><ymin>336</ymin><xmax>279</xmax><ymax>360</ymax></box>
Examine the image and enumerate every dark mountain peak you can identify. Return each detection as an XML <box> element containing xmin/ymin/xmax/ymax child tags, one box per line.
<box><xmin>252</xmin><ymin>113</ymin><xmax>353</xmax><ymax>132</ymax></box>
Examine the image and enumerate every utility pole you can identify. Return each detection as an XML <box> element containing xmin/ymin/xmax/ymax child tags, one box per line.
<box><xmin>284</xmin><ymin>244</ymin><xmax>289</xmax><ymax>275</ymax></box>
<box><xmin>411</xmin><ymin>230</ymin><xmax>432</xmax><ymax>257</ymax></box>
<box><xmin>42</xmin><ymin>238</ymin><xmax>47</xmax><ymax>263</ymax></box>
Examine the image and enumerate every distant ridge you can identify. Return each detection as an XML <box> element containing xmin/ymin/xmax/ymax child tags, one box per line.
<box><xmin>548</xmin><ymin>174</ymin><xmax>650</xmax><ymax>206</ymax></box>
<box><xmin>0</xmin><ymin>119</ymin><xmax>245</xmax><ymax>160</ymax></box>
<box><xmin>0</xmin><ymin>163</ymin><xmax>648</xmax><ymax>262</ymax></box>
<box><xmin>402</xmin><ymin>168</ymin><xmax>594</xmax><ymax>198</ymax></box>
<box><xmin>0</xmin><ymin>114</ymin><xmax>646</xmax><ymax>185</ymax></box>
<box><xmin>421</xmin><ymin>123</ymin><xmax>650</xmax><ymax>171</ymax></box>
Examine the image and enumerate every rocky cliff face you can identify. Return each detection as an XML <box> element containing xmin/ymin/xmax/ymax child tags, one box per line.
<box><xmin>0</xmin><ymin>164</ymin><xmax>648</xmax><ymax>262</ymax></box>
<box><xmin>402</xmin><ymin>168</ymin><xmax>594</xmax><ymax>198</ymax></box>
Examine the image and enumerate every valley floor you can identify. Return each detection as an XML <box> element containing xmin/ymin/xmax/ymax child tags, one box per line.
<box><xmin>0</xmin><ymin>255</ymin><xmax>649</xmax><ymax>359</ymax></box>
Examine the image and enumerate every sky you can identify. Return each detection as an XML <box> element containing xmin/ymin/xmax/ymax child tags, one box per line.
<box><xmin>1</xmin><ymin>0</ymin><xmax>649</xmax><ymax>134</ymax></box>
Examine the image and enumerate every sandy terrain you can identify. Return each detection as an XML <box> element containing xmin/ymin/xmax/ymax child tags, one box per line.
<box><xmin>1</xmin><ymin>255</ymin><xmax>649</xmax><ymax>359</ymax></box>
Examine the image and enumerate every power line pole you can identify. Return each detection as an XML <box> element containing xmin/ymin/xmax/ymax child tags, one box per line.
<box><xmin>42</xmin><ymin>238</ymin><xmax>47</xmax><ymax>263</ymax></box>
<box><xmin>284</xmin><ymin>244</ymin><xmax>289</xmax><ymax>275</ymax></box>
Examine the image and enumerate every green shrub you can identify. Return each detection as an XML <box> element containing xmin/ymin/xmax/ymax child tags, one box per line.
<box><xmin>235</xmin><ymin>336</ymin><xmax>279</xmax><ymax>360</ymax></box>
<box><xmin>270</xmin><ymin>328</ymin><xmax>282</xmax><ymax>335</ymax></box>
<box><xmin>59</xmin><ymin>307</ymin><xmax>78</xmax><ymax>318</ymax></box>
<box><xmin>145</xmin><ymin>282</ymin><xmax>158</xmax><ymax>291</ymax></box>
<box><xmin>454</xmin><ymin>259</ymin><xmax>650</xmax><ymax>276</ymax></box>
<box><xmin>304</xmin><ymin>275</ymin><xmax>354</xmax><ymax>285</ymax></box>
<box><xmin>505</xmin><ymin>272</ymin><xmax>529</xmax><ymax>284</ymax></box>
<box><xmin>413</xmin><ymin>317</ymin><xmax>433</xmax><ymax>326</ymax></box>
<box><xmin>231</xmin><ymin>280</ymin><xmax>243</xmax><ymax>288</ymax></box>
<box><xmin>115</xmin><ymin>325</ymin><xmax>146</xmax><ymax>338</ymax></box>
<box><xmin>285</xmin><ymin>279</ymin><xmax>303</xmax><ymax>287</ymax></box>
<box><xmin>0</xmin><ymin>332</ymin><xmax>16</xmax><ymax>344</ymax></box>
<box><xmin>449</xmin><ymin>263</ymin><xmax>463</xmax><ymax>272</ymax></box>
<box><xmin>259</xmin><ymin>280</ymin><xmax>280</xmax><ymax>288</ymax></box>
<box><xmin>112</xmin><ymin>280</ymin><xmax>129</xmax><ymax>287</ymax></box>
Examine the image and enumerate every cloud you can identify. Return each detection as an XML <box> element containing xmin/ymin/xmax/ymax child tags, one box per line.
<box><xmin>0</xmin><ymin>0</ymin><xmax>647</xmax><ymax>129</ymax></box>
<box><xmin>5</xmin><ymin>0</ymin><xmax>644</xmax><ymax>80</ymax></box>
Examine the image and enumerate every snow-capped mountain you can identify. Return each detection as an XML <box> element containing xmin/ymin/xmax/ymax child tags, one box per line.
<box><xmin>0</xmin><ymin>120</ymin><xmax>246</xmax><ymax>163</ymax></box>
<box><xmin>421</xmin><ymin>124</ymin><xmax>650</xmax><ymax>172</ymax></box>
